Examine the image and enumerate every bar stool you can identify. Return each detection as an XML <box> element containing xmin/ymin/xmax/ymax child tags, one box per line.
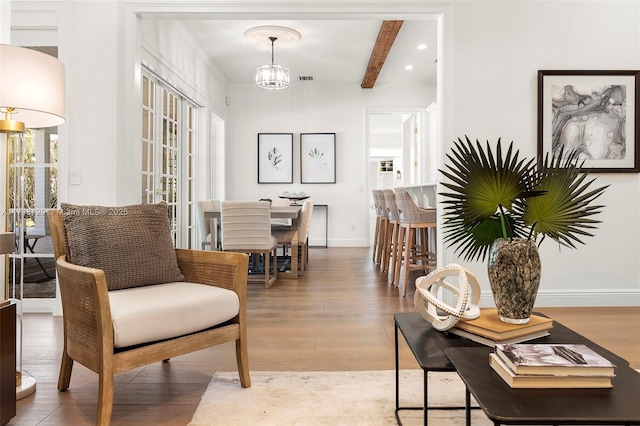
<box><xmin>393</xmin><ymin>187</ymin><xmax>437</xmax><ymax>296</ymax></box>
<box><xmin>381</xmin><ymin>189</ymin><xmax>400</xmax><ymax>283</ymax></box>
<box><xmin>371</xmin><ymin>190</ymin><xmax>388</xmax><ymax>267</ymax></box>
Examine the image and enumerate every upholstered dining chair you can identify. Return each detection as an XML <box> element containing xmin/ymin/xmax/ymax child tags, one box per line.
<box><xmin>196</xmin><ymin>199</ymin><xmax>220</xmax><ymax>250</ymax></box>
<box><xmin>393</xmin><ymin>187</ymin><xmax>438</xmax><ymax>296</ymax></box>
<box><xmin>270</xmin><ymin>197</ymin><xmax>292</xmax><ymax>230</ymax></box>
<box><xmin>271</xmin><ymin>199</ymin><xmax>314</xmax><ymax>274</ymax></box>
<box><xmin>221</xmin><ymin>200</ymin><xmax>279</xmax><ymax>288</ymax></box>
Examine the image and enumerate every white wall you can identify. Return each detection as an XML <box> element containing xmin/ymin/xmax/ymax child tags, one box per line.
<box><xmin>447</xmin><ymin>1</ymin><xmax>640</xmax><ymax>306</ymax></box>
<box><xmin>63</xmin><ymin>1</ymin><xmax>119</xmax><ymax>205</ymax></box>
<box><xmin>225</xmin><ymin>82</ymin><xmax>434</xmax><ymax>246</ymax></box>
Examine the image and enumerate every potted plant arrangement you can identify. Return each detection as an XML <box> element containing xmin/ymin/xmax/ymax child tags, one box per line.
<box><xmin>439</xmin><ymin>136</ymin><xmax>609</xmax><ymax>324</ymax></box>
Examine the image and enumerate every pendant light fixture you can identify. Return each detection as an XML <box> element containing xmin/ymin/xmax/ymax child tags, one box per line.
<box><xmin>256</xmin><ymin>36</ymin><xmax>289</xmax><ymax>90</ymax></box>
<box><xmin>245</xmin><ymin>26</ymin><xmax>300</xmax><ymax>91</ymax></box>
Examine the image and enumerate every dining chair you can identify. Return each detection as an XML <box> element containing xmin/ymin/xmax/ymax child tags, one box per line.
<box><xmin>393</xmin><ymin>187</ymin><xmax>437</xmax><ymax>296</ymax></box>
<box><xmin>270</xmin><ymin>197</ymin><xmax>292</xmax><ymax>230</ymax></box>
<box><xmin>271</xmin><ymin>199</ymin><xmax>313</xmax><ymax>274</ymax></box>
<box><xmin>220</xmin><ymin>200</ymin><xmax>278</xmax><ymax>288</ymax></box>
<box><xmin>196</xmin><ymin>200</ymin><xmax>220</xmax><ymax>250</ymax></box>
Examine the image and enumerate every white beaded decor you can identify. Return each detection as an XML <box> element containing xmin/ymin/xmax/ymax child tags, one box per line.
<box><xmin>413</xmin><ymin>264</ymin><xmax>481</xmax><ymax>331</ymax></box>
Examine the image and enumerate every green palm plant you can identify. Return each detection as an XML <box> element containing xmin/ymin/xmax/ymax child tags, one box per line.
<box><xmin>439</xmin><ymin>136</ymin><xmax>609</xmax><ymax>262</ymax></box>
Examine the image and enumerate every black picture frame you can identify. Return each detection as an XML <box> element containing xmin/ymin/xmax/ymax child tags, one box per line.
<box><xmin>257</xmin><ymin>133</ymin><xmax>293</xmax><ymax>183</ymax></box>
<box><xmin>300</xmin><ymin>133</ymin><xmax>336</xmax><ymax>184</ymax></box>
<box><xmin>537</xmin><ymin>70</ymin><xmax>640</xmax><ymax>173</ymax></box>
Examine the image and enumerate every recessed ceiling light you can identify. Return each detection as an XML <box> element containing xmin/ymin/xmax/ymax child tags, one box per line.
<box><xmin>417</xmin><ymin>44</ymin><xmax>428</xmax><ymax>50</ymax></box>
<box><xmin>404</xmin><ymin>65</ymin><xmax>414</xmax><ymax>71</ymax></box>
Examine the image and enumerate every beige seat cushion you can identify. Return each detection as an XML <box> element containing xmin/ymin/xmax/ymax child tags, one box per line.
<box><xmin>108</xmin><ymin>282</ymin><xmax>239</xmax><ymax>348</ymax></box>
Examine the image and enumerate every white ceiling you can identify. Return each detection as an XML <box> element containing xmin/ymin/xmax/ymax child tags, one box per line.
<box><xmin>176</xmin><ymin>19</ymin><xmax>438</xmax><ymax>87</ymax></box>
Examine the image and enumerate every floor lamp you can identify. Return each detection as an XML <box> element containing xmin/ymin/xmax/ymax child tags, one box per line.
<box><xmin>0</xmin><ymin>44</ymin><xmax>66</xmax><ymax>400</ymax></box>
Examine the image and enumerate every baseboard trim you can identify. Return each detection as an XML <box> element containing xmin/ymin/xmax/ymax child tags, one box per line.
<box><xmin>479</xmin><ymin>289</ymin><xmax>640</xmax><ymax>308</ymax></box>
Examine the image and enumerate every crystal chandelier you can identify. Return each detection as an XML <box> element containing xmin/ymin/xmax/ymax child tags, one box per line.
<box><xmin>256</xmin><ymin>37</ymin><xmax>289</xmax><ymax>90</ymax></box>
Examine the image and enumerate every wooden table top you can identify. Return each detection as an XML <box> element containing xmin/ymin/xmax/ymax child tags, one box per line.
<box><xmin>204</xmin><ymin>205</ymin><xmax>301</xmax><ymax>219</ymax></box>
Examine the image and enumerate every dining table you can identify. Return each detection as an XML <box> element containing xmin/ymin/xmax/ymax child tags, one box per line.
<box><xmin>204</xmin><ymin>205</ymin><xmax>302</xmax><ymax>280</ymax></box>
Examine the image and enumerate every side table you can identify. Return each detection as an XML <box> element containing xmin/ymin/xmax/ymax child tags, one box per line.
<box><xmin>446</xmin><ymin>346</ymin><xmax>640</xmax><ymax>426</ymax></box>
<box><xmin>394</xmin><ymin>312</ymin><xmax>484</xmax><ymax>425</ymax></box>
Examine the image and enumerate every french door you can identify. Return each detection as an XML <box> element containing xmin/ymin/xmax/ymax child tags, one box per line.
<box><xmin>141</xmin><ymin>71</ymin><xmax>196</xmax><ymax>248</ymax></box>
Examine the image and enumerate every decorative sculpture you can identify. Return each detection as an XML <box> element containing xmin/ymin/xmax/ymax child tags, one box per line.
<box><xmin>413</xmin><ymin>264</ymin><xmax>481</xmax><ymax>331</ymax></box>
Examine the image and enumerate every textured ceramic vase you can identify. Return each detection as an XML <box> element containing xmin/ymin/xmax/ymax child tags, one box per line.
<box><xmin>487</xmin><ymin>238</ymin><xmax>541</xmax><ymax>324</ymax></box>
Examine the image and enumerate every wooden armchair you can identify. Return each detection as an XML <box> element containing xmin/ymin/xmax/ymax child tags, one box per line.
<box><xmin>48</xmin><ymin>205</ymin><xmax>251</xmax><ymax>425</ymax></box>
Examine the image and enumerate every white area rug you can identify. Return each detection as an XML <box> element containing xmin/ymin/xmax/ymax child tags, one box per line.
<box><xmin>189</xmin><ymin>370</ymin><xmax>493</xmax><ymax>425</ymax></box>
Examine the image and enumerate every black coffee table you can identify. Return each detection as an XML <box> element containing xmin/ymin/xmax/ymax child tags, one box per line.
<box><xmin>394</xmin><ymin>312</ymin><xmax>634</xmax><ymax>426</ymax></box>
<box><xmin>446</xmin><ymin>346</ymin><xmax>640</xmax><ymax>426</ymax></box>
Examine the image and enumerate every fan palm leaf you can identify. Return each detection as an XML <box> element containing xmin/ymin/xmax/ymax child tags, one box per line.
<box><xmin>440</xmin><ymin>137</ymin><xmax>541</xmax><ymax>261</ymax></box>
<box><xmin>440</xmin><ymin>137</ymin><xmax>608</xmax><ymax>262</ymax></box>
<box><xmin>520</xmin><ymin>148</ymin><xmax>609</xmax><ymax>248</ymax></box>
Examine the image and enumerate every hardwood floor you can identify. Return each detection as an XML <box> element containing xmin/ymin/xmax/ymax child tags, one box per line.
<box><xmin>12</xmin><ymin>247</ymin><xmax>640</xmax><ymax>425</ymax></box>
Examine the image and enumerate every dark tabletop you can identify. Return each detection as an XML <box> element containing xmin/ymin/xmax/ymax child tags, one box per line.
<box><xmin>395</xmin><ymin>312</ymin><xmax>630</xmax><ymax>372</ymax></box>
<box><xmin>395</xmin><ymin>311</ymin><xmax>484</xmax><ymax>371</ymax></box>
<box><xmin>446</xmin><ymin>346</ymin><xmax>640</xmax><ymax>424</ymax></box>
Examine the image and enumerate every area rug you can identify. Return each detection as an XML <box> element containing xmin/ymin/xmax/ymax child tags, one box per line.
<box><xmin>189</xmin><ymin>370</ymin><xmax>492</xmax><ymax>426</ymax></box>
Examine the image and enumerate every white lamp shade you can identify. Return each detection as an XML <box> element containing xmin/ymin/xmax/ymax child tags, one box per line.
<box><xmin>0</xmin><ymin>44</ymin><xmax>66</xmax><ymax>128</ymax></box>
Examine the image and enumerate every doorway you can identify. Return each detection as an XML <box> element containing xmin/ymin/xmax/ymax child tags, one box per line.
<box><xmin>367</xmin><ymin>108</ymin><xmax>426</xmax><ymax>245</ymax></box>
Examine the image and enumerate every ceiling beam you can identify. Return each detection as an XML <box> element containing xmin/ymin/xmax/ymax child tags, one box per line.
<box><xmin>361</xmin><ymin>20</ymin><xmax>404</xmax><ymax>89</ymax></box>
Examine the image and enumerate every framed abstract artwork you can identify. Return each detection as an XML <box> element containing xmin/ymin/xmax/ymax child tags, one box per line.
<box><xmin>537</xmin><ymin>70</ymin><xmax>640</xmax><ymax>173</ymax></box>
<box><xmin>257</xmin><ymin>133</ymin><xmax>293</xmax><ymax>183</ymax></box>
<box><xmin>300</xmin><ymin>133</ymin><xmax>336</xmax><ymax>183</ymax></box>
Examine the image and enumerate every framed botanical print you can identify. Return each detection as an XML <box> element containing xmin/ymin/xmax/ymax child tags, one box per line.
<box><xmin>257</xmin><ymin>133</ymin><xmax>293</xmax><ymax>183</ymax></box>
<box><xmin>538</xmin><ymin>70</ymin><xmax>640</xmax><ymax>173</ymax></box>
<box><xmin>300</xmin><ymin>133</ymin><xmax>336</xmax><ymax>183</ymax></box>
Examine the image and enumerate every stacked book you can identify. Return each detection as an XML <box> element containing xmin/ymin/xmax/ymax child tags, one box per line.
<box><xmin>489</xmin><ymin>343</ymin><xmax>616</xmax><ymax>388</ymax></box>
<box><xmin>448</xmin><ymin>308</ymin><xmax>554</xmax><ymax>347</ymax></box>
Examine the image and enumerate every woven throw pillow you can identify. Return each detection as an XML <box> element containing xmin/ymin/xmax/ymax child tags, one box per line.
<box><xmin>61</xmin><ymin>202</ymin><xmax>184</xmax><ymax>291</ymax></box>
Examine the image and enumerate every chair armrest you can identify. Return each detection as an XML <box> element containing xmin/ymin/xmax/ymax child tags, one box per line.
<box><xmin>55</xmin><ymin>255</ymin><xmax>114</xmax><ymax>366</ymax></box>
<box><xmin>175</xmin><ymin>249</ymin><xmax>249</xmax><ymax>296</ymax></box>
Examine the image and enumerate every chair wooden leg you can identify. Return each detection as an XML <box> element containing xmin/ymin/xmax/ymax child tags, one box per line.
<box><xmin>96</xmin><ymin>372</ymin><xmax>114</xmax><ymax>426</ymax></box>
<box><xmin>57</xmin><ymin>349</ymin><xmax>73</xmax><ymax>391</ymax></box>
<box><xmin>265</xmin><ymin>249</ymin><xmax>277</xmax><ymax>288</ymax></box>
<box><xmin>301</xmin><ymin>242</ymin><xmax>307</xmax><ymax>272</ymax></box>
<box><xmin>372</xmin><ymin>217</ymin><xmax>380</xmax><ymax>261</ymax></box>
<box><xmin>402</xmin><ymin>227</ymin><xmax>415</xmax><ymax>297</ymax></box>
<box><xmin>420</xmin><ymin>228</ymin><xmax>428</xmax><ymax>263</ymax></box>
<box><xmin>273</xmin><ymin>248</ymin><xmax>278</xmax><ymax>281</ymax></box>
<box><xmin>390</xmin><ymin>222</ymin><xmax>399</xmax><ymax>286</ymax></box>
<box><xmin>236</xmin><ymin>334</ymin><xmax>251</xmax><ymax>388</ymax></box>
<box><xmin>394</xmin><ymin>226</ymin><xmax>405</xmax><ymax>288</ymax></box>
<box><xmin>376</xmin><ymin>217</ymin><xmax>388</xmax><ymax>267</ymax></box>
<box><xmin>382</xmin><ymin>220</ymin><xmax>392</xmax><ymax>275</ymax></box>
